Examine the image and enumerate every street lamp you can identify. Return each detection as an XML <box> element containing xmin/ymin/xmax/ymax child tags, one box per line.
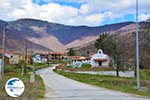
<box><xmin>136</xmin><ymin>0</ymin><xmax>140</xmax><ymax>89</ymax></box>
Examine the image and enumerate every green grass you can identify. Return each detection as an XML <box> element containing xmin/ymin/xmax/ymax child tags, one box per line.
<box><xmin>140</xmin><ymin>69</ymin><xmax>150</xmax><ymax>80</ymax></box>
<box><xmin>50</xmin><ymin>60</ymin><xmax>68</xmax><ymax>64</ymax></box>
<box><xmin>54</xmin><ymin>69</ymin><xmax>150</xmax><ymax>97</ymax></box>
<box><xmin>0</xmin><ymin>73</ymin><xmax>45</xmax><ymax>100</ymax></box>
<box><xmin>0</xmin><ymin>64</ymin><xmax>46</xmax><ymax>100</ymax></box>
<box><xmin>27</xmin><ymin>63</ymin><xmax>50</xmax><ymax>70</ymax></box>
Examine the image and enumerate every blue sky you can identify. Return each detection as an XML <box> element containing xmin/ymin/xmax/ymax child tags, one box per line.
<box><xmin>33</xmin><ymin>0</ymin><xmax>83</xmax><ymax>8</ymax></box>
<box><xmin>0</xmin><ymin>0</ymin><xmax>150</xmax><ymax>26</ymax></box>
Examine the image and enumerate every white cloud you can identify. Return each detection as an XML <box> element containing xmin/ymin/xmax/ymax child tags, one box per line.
<box><xmin>63</xmin><ymin>0</ymin><xmax>150</xmax><ymax>20</ymax></box>
<box><xmin>0</xmin><ymin>0</ymin><xmax>105</xmax><ymax>26</ymax></box>
<box><xmin>9</xmin><ymin>0</ymin><xmax>40</xmax><ymax>20</ymax></box>
<box><xmin>138</xmin><ymin>13</ymin><xmax>150</xmax><ymax>21</ymax></box>
<box><xmin>0</xmin><ymin>0</ymin><xmax>150</xmax><ymax>26</ymax></box>
<box><xmin>67</xmin><ymin>13</ymin><xmax>105</xmax><ymax>26</ymax></box>
<box><xmin>79</xmin><ymin>4</ymin><xmax>90</xmax><ymax>15</ymax></box>
<box><xmin>85</xmin><ymin>14</ymin><xmax>104</xmax><ymax>25</ymax></box>
<box><xmin>39</xmin><ymin>3</ymin><xmax>78</xmax><ymax>22</ymax></box>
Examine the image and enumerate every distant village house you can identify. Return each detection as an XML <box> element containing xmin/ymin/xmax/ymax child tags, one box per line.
<box><xmin>69</xmin><ymin>56</ymin><xmax>90</xmax><ymax>68</ymax></box>
<box><xmin>32</xmin><ymin>53</ymin><xmax>48</xmax><ymax>63</ymax></box>
<box><xmin>0</xmin><ymin>50</ymin><xmax>23</xmax><ymax>65</ymax></box>
<box><xmin>48</xmin><ymin>52</ymin><xmax>63</xmax><ymax>60</ymax></box>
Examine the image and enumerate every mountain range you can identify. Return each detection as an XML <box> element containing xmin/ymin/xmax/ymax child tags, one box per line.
<box><xmin>0</xmin><ymin>18</ymin><xmax>147</xmax><ymax>52</ymax></box>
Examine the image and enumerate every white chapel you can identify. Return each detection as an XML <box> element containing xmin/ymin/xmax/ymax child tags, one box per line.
<box><xmin>90</xmin><ymin>49</ymin><xmax>110</xmax><ymax>67</ymax></box>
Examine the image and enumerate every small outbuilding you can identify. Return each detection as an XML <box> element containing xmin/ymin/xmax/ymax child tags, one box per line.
<box><xmin>32</xmin><ymin>53</ymin><xmax>48</xmax><ymax>63</ymax></box>
<box><xmin>69</xmin><ymin>56</ymin><xmax>90</xmax><ymax>68</ymax></box>
<box><xmin>90</xmin><ymin>49</ymin><xmax>110</xmax><ymax>67</ymax></box>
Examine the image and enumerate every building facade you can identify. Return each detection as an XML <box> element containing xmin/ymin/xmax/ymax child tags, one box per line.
<box><xmin>48</xmin><ymin>52</ymin><xmax>63</xmax><ymax>60</ymax></box>
<box><xmin>90</xmin><ymin>49</ymin><xmax>110</xmax><ymax>67</ymax></box>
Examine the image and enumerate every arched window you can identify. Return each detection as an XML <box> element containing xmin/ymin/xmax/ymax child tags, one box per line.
<box><xmin>99</xmin><ymin>51</ymin><xmax>102</xmax><ymax>54</ymax></box>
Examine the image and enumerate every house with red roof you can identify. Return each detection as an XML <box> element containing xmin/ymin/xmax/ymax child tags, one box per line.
<box><xmin>0</xmin><ymin>50</ymin><xmax>23</xmax><ymax>64</ymax></box>
<box><xmin>69</xmin><ymin>56</ymin><xmax>90</xmax><ymax>68</ymax></box>
<box><xmin>90</xmin><ymin>49</ymin><xmax>110</xmax><ymax>67</ymax></box>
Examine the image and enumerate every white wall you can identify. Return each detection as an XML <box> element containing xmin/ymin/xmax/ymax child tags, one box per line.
<box><xmin>71</xmin><ymin>60</ymin><xmax>91</xmax><ymax>68</ymax></box>
<box><xmin>90</xmin><ymin>59</ymin><xmax>99</xmax><ymax>67</ymax></box>
<box><xmin>90</xmin><ymin>60</ymin><xmax>109</xmax><ymax>67</ymax></box>
<box><xmin>65</xmin><ymin>71</ymin><xmax>135</xmax><ymax>78</ymax></box>
<box><xmin>9</xmin><ymin>55</ymin><xmax>20</xmax><ymax>64</ymax></box>
<box><xmin>102</xmin><ymin>61</ymin><xmax>109</xmax><ymax>67</ymax></box>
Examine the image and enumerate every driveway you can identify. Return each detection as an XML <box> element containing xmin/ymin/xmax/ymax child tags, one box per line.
<box><xmin>37</xmin><ymin>66</ymin><xmax>149</xmax><ymax>100</ymax></box>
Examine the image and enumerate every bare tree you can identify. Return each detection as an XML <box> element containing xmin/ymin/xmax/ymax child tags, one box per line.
<box><xmin>95</xmin><ymin>33</ymin><xmax>128</xmax><ymax>76</ymax></box>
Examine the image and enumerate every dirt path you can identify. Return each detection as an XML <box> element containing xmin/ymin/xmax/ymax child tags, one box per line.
<box><xmin>37</xmin><ymin>66</ymin><xmax>149</xmax><ymax>100</ymax></box>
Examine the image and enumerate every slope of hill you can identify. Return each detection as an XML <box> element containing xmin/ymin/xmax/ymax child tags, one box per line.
<box><xmin>0</xmin><ymin>18</ymin><xmax>135</xmax><ymax>52</ymax></box>
<box><xmin>0</xmin><ymin>20</ymin><xmax>52</xmax><ymax>51</ymax></box>
<box><xmin>72</xmin><ymin>22</ymin><xmax>150</xmax><ymax>55</ymax></box>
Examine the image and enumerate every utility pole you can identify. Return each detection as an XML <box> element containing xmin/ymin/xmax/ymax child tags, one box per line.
<box><xmin>24</xmin><ymin>42</ymin><xmax>27</xmax><ymax>74</ymax></box>
<box><xmin>21</xmin><ymin>46</ymin><xmax>25</xmax><ymax>75</ymax></box>
<box><xmin>136</xmin><ymin>0</ymin><xmax>140</xmax><ymax>89</ymax></box>
<box><xmin>22</xmin><ymin>42</ymin><xmax>27</xmax><ymax>75</ymax></box>
<box><xmin>1</xmin><ymin>25</ymin><xmax>7</xmax><ymax>80</ymax></box>
<box><xmin>30</xmin><ymin>40</ymin><xmax>35</xmax><ymax>83</ymax></box>
<box><xmin>32</xmin><ymin>40</ymin><xmax>35</xmax><ymax>75</ymax></box>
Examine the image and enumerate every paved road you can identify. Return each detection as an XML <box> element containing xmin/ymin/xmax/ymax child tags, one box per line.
<box><xmin>37</xmin><ymin>66</ymin><xmax>149</xmax><ymax>100</ymax></box>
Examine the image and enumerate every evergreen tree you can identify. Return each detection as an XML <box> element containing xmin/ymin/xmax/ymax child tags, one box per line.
<box><xmin>68</xmin><ymin>48</ymin><xmax>75</xmax><ymax>56</ymax></box>
<box><xmin>94</xmin><ymin>33</ymin><xmax>123</xmax><ymax>77</ymax></box>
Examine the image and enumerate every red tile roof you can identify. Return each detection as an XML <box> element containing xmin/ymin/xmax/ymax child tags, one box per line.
<box><xmin>0</xmin><ymin>50</ymin><xmax>20</xmax><ymax>54</ymax></box>
<box><xmin>68</xmin><ymin>56</ymin><xmax>90</xmax><ymax>60</ymax></box>
<box><xmin>93</xmin><ymin>59</ymin><xmax>108</xmax><ymax>62</ymax></box>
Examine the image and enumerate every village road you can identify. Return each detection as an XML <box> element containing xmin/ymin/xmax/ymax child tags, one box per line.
<box><xmin>37</xmin><ymin>66</ymin><xmax>149</xmax><ymax>100</ymax></box>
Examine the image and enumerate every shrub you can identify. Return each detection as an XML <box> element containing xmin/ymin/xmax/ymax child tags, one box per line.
<box><xmin>66</xmin><ymin>66</ymin><xmax>72</xmax><ymax>68</ymax></box>
<box><xmin>81</xmin><ymin>63</ymin><xmax>91</xmax><ymax>68</ymax></box>
<box><xmin>18</xmin><ymin>60</ymin><xmax>25</xmax><ymax>67</ymax></box>
<box><xmin>109</xmin><ymin>60</ymin><xmax>113</xmax><ymax>68</ymax></box>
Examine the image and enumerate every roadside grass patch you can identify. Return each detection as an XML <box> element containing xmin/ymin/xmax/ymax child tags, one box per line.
<box><xmin>50</xmin><ymin>60</ymin><xmax>68</xmax><ymax>64</ymax></box>
<box><xmin>0</xmin><ymin>64</ymin><xmax>46</xmax><ymax>100</ymax></box>
<box><xmin>54</xmin><ymin>69</ymin><xmax>150</xmax><ymax>97</ymax></box>
<box><xmin>28</xmin><ymin>63</ymin><xmax>50</xmax><ymax>70</ymax></box>
<box><xmin>0</xmin><ymin>73</ymin><xmax>45</xmax><ymax>100</ymax></box>
<box><xmin>62</xmin><ymin>66</ymin><xmax>114</xmax><ymax>71</ymax></box>
<box><xmin>140</xmin><ymin>69</ymin><xmax>150</xmax><ymax>80</ymax></box>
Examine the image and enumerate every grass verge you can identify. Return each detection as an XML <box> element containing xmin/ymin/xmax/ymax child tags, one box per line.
<box><xmin>0</xmin><ymin>64</ymin><xmax>46</xmax><ymax>100</ymax></box>
<box><xmin>54</xmin><ymin>69</ymin><xmax>150</xmax><ymax>97</ymax></box>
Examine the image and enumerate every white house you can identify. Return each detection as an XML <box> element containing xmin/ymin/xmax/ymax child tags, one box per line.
<box><xmin>69</xmin><ymin>56</ymin><xmax>90</xmax><ymax>68</ymax></box>
<box><xmin>90</xmin><ymin>49</ymin><xmax>110</xmax><ymax>67</ymax></box>
<box><xmin>33</xmin><ymin>54</ymin><xmax>47</xmax><ymax>63</ymax></box>
<box><xmin>8</xmin><ymin>54</ymin><xmax>22</xmax><ymax>64</ymax></box>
